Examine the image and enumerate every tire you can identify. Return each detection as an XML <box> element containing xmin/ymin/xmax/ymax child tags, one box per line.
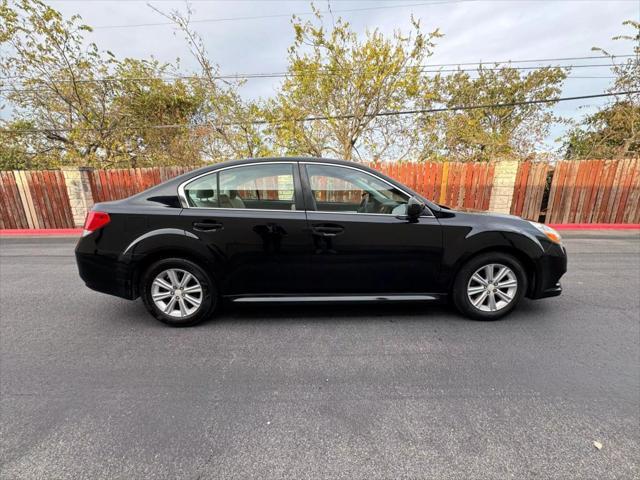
<box><xmin>452</xmin><ymin>252</ymin><xmax>527</xmax><ymax>321</ymax></box>
<box><xmin>141</xmin><ymin>258</ymin><xmax>217</xmax><ymax>327</ymax></box>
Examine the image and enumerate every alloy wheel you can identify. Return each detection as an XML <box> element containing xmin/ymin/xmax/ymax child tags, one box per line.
<box><xmin>151</xmin><ymin>268</ymin><xmax>203</xmax><ymax>318</ymax></box>
<box><xmin>467</xmin><ymin>263</ymin><xmax>518</xmax><ymax>312</ymax></box>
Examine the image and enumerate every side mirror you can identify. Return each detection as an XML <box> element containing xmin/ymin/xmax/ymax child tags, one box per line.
<box><xmin>406</xmin><ymin>196</ymin><xmax>426</xmax><ymax>222</ymax></box>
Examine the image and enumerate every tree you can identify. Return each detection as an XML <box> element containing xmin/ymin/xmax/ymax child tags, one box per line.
<box><xmin>0</xmin><ymin>0</ymin><xmax>208</xmax><ymax>168</ymax></box>
<box><xmin>266</xmin><ymin>7</ymin><xmax>441</xmax><ymax>161</ymax></box>
<box><xmin>150</xmin><ymin>3</ymin><xmax>274</xmax><ymax>161</ymax></box>
<box><xmin>0</xmin><ymin>120</ymin><xmax>40</xmax><ymax>170</ymax></box>
<box><xmin>1</xmin><ymin>0</ymin><xmax>121</xmax><ymax>166</ymax></box>
<box><xmin>108</xmin><ymin>58</ymin><xmax>206</xmax><ymax>167</ymax></box>
<box><xmin>564</xmin><ymin>20</ymin><xmax>639</xmax><ymax>159</ymax></box>
<box><xmin>564</xmin><ymin>101</ymin><xmax>639</xmax><ymax>159</ymax></box>
<box><xmin>417</xmin><ymin>65</ymin><xmax>567</xmax><ymax>162</ymax></box>
<box><xmin>3</xmin><ymin>0</ymin><xmax>625</xmax><ymax>169</ymax></box>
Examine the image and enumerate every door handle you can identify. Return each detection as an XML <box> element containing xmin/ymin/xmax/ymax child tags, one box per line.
<box><xmin>193</xmin><ymin>221</ymin><xmax>223</xmax><ymax>232</ymax></box>
<box><xmin>311</xmin><ymin>224</ymin><xmax>344</xmax><ymax>237</ymax></box>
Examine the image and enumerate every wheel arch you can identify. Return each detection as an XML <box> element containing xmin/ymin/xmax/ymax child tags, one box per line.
<box><xmin>442</xmin><ymin>229</ymin><xmax>543</xmax><ymax>298</ymax></box>
<box><xmin>124</xmin><ymin>232</ymin><xmax>222</xmax><ymax>298</ymax></box>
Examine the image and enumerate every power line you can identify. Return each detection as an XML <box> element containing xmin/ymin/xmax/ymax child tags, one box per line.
<box><xmin>0</xmin><ymin>73</ymin><xmax>618</xmax><ymax>94</ymax></box>
<box><xmin>2</xmin><ymin>54</ymin><xmax>631</xmax><ymax>82</ymax></box>
<box><xmin>0</xmin><ymin>54</ymin><xmax>633</xmax><ymax>82</ymax></box>
<box><xmin>0</xmin><ymin>61</ymin><xmax>627</xmax><ymax>91</ymax></box>
<box><xmin>0</xmin><ymin>75</ymin><xmax>616</xmax><ymax>95</ymax></box>
<box><xmin>2</xmin><ymin>90</ymin><xmax>636</xmax><ymax>134</ymax></box>
<box><xmin>275</xmin><ymin>90</ymin><xmax>638</xmax><ymax>123</ymax></box>
<box><xmin>83</xmin><ymin>0</ymin><xmax>640</xmax><ymax>29</ymax></box>
<box><xmin>92</xmin><ymin>0</ymin><xmax>477</xmax><ymax>29</ymax></box>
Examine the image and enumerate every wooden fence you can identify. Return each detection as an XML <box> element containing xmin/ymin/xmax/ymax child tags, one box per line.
<box><xmin>1</xmin><ymin>159</ymin><xmax>638</xmax><ymax>229</ymax></box>
<box><xmin>510</xmin><ymin>161</ymin><xmax>551</xmax><ymax>220</ymax></box>
<box><xmin>546</xmin><ymin>159</ymin><xmax>639</xmax><ymax>224</ymax></box>
<box><xmin>372</xmin><ymin>161</ymin><xmax>495</xmax><ymax>211</ymax></box>
<box><xmin>88</xmin><ymin>166</ymin><xmax>194</xmax><ymax>203</ymax></box>
<box><xmin>0</xmin><ymin>170</ymin><xmax>74</xmax><ymax>229</ymax></box>
<box><xmin>85</xmin><ymin>162</ymin><xmax>496</xmax><ymax>208</ymax></box>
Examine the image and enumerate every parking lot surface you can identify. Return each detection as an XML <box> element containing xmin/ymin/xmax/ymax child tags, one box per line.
<box><xmin>1</xmin><ymin>231</ymin><xmax>638</xmax><ymax>479</ymax></box>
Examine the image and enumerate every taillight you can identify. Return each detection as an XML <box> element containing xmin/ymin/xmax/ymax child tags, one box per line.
<box><xmin>83</xmin><ymin>211</ymin><xmax>110</xmax><ymax>236</ymax></box>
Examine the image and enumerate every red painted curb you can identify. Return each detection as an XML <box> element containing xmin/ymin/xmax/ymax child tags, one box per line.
<box><xmin>0</xmin><ymin>228</ymin><xmax>83</xmax><ymax>236</ymax></box>
<box><xmin>549</xmin><ymin>224</ymin><xmax>640</xmax><ymax>230</ymax></box>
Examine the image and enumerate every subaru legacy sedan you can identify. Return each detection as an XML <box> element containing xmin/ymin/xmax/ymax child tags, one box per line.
<box><xmin>76</xmin><ymin>157</ymin><xmax>567</xmax><ymax>326</ymax></box>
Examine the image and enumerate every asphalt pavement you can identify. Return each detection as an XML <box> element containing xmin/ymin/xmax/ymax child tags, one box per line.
<box><xmin>1</xmin><ymin>231</ymin><xmax>639</xmax><ymax>479</ymax></box>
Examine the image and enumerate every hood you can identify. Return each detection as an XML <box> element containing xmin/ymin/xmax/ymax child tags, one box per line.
<box><xmin>437</xmin><ymin>204</ymin><xmax>525</xmax><ymax>222</ymax></box>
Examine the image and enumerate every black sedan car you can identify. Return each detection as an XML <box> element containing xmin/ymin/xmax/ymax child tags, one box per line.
<box><xmin>76</xmin><ymin>157</ymin><xmax>567</xmax><ymax>326</ymax></box>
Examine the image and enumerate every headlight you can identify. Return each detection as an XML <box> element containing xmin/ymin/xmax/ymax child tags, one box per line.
<box><xmin>528</xmin><ymin>221</ymin><xmax>562</xmax><ymax>244</ymax></box>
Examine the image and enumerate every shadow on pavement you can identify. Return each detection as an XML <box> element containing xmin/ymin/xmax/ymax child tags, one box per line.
<box><xmin>103</xmin><ymin>294</ymin><xmax>550</xmax><ymax>329</ymax></box>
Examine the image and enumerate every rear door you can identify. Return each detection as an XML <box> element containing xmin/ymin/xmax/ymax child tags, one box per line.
<box><xmin>179</xmin><ymin>162</ymin><xmax>314</xmax><ymax>295</ymax></box>
<box><xmin>301</xmin><ymin>162</ymin><xmax>443</xmax><ymax>294</ymax></box>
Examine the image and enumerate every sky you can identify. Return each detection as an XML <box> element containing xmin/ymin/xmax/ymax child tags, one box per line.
<box><xmin>4</xmin><ymin>0</ymin><xmax>640</xmax><ymax>152</ymax></box>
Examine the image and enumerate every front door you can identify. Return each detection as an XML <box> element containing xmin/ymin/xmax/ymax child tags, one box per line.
<box><xmin>180</xmin><ymin>162</ymin><xmax>313</xmax><ymax>296</ymax></box>
<box><xmin>302</xmin><ymin>163</ymin><xmax>443</xmax><ymax>294</ymax></box>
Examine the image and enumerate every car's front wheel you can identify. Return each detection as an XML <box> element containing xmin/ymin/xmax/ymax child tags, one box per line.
<box><xmin>452</xmin><ymin>252</ymin><xmax>527</xmax><ymax>320</ymax></box>
<box><xmin>141</xmin><ymin>258</ymin><xmax>217</xmax><ymax>327</ymax></box>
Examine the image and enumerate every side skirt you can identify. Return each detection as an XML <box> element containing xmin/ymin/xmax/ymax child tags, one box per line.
<box><xmin>227</xmin><ymin>294</ymin><xmax>445</xmax><ymax>303</ymax></box>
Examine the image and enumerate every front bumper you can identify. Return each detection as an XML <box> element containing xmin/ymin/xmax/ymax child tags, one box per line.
<box><xmin>537</xmin><ymin>281</ymin><xmax>563</xmax><ymax>298</ymax></box>
<box><xmin>529</xmin><ymin>243</ymin><xmax>567</xmax><ymax>299</ymax></box>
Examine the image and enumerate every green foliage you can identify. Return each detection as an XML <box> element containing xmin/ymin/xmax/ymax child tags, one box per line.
<box><xmin>109</xmin><ymin>58</ymin><xmax>206</xmax><ymax>167</ymax></box>
<box><xmin>148</xmin><ymin>3</ymin><xmax>274</xmax><ymax>161</ymax></box>
<box><xmin>1</xmin><ymin>0</ymin><xmax>117</xmax><ymax>166</ymax></box>
<box><xmin>0</xmin><ymin>0</ymin><xmax>251</xmax><ymax>168</ymax></box>
<box><xmin>266</xmin><ymin>7</ymin><xmax>441</xmax><ymax>161</ymax></box>
<box><xmin>564</xmin><ymin>20</ymin><xmax>639</xmax><ymax>159</ymax></box>
<box><xmin>0</xmin><ymin>120</ymin><xmax>50</xmax><ymax>170</ymax></box>
<box><xmin>565</xmin><ymin>101</ymin><xmax>640</xmax><ymax>159</ymax></box>
<box><xmin>420</xmin><ymin>66</ymin><xmax>567</xmax><ymax>161</ymax></box>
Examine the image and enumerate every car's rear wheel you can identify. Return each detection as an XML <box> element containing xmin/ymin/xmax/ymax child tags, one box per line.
<box><xmin>141</xmin><ymin>258</ymin><xmax>217</xmax><ymax>327</ymax></box>
<box><xmin>452</xmin><ymin>252</ymin><xmax>527</xmax><ymax>320</ymax></box>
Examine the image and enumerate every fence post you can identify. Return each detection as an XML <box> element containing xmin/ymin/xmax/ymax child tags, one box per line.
<box><xmin>61</xmin><ymin>167</ymin><xmax>94</xmax><ymax>227</ymax></box>
<box><xmin>488</xmin><ymin>160</ymin><xmax>519</xmax><ymax>214</ymax></box>
<box><xmin>12</xmin><ymin>170</ymin><xmax>39</xmax><ymax>229</ymax></box>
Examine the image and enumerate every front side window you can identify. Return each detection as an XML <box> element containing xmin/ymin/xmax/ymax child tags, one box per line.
<box><xmin>305</xmin><ymin>164</ymin><xmax>410</xmax><ymax>214</ymax></box>
<box><xmin>184</xmin><ymin>163</ymin><xmax>296</xmax><ymax>210</ymax></box>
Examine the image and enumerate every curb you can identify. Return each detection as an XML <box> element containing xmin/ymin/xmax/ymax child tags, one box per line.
<box><xmin>1</xmin><ymin>224</ymin><xmax>639</xmax><ymax>237</ymax></box>
<box><xmin>0</xmin><ymin>228</ymin><xmax>83</xmax><ymax>236</ymax></box>
<box><xmin>548</xmin><ymin>224</ymin><xmax>640</xmax><ymax>230</ymax></box>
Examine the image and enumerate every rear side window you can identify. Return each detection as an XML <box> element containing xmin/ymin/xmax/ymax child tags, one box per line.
<box><xmin>184</xmin><ymin>172</ymin><xmax>218</xmax><ymax>207</ymax></box>
<box><xmin>183</xmin><ymin>163</ymin><xmax>296</xmax><ymax>210</ymax></box>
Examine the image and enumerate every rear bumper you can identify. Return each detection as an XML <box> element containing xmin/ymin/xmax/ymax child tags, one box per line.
<box><xmin>76</xmin><ymin>251</ymin><xmax>136</xmax><ymax>300</ymax></box>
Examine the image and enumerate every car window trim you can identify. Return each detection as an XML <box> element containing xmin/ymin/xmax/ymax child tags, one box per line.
<box><xmin>301</xmin><ymin>161</ymin><xmax>434</xmax><ymax>218</ymax></box>
<box><xmin>178</xmin><ymin>161</ymin><xmax>301</xmax><ymax>212</ymax></box>
<box><xmin>178</xmin><ymin>160</ymin><xmax>435</xmax><ymax>217</ymax></box>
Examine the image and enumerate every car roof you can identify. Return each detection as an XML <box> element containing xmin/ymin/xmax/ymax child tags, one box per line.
<box><xmin>189</xmin><ymin>156</ymin><xmax>418</xmax><ymax>184</ymax></box>
<box><xmin>193</xmin><ymin>156</ymin><xmax>360</xmax><ymax>172</ymax></box>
